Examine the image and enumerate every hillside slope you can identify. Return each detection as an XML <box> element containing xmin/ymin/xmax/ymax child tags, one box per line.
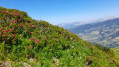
<box><xmin>0</xmin><ymin>7</ymin><xmax>119</xmax><ymax>67</ymax></box>
<box><xmin>112</xmin><ymin>47</ymin><xmax>119</xmax><ymax>60</ymax></box>
<box><xmin>69</xmin><ymin>18</ymin><xmax>119</xmax><ymax>48</ymax></box>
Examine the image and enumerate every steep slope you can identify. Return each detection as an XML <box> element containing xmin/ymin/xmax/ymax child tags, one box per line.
<box><xmin>111</xmin><ymin>47</ymin><xmax>119</xmax><ymax>60</ymax></box>
<box><xmin>69</xmin><ymin>18</ymin><xmax>119</xmax><ymax>48</ymax></box>
<box><xmin>0</xmin><ymin>7</ymin><xmax>119</xmax><ymax>67</ymax></box>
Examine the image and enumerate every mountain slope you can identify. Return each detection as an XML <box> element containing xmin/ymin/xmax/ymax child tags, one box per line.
<box><xmin>69</xmin><ymin>18</ymin><xmax>119</xmax><ymax>48</ymax></box>
<box><xmin>112</xmin><ymin>47</ymin><xmax>119</xmax><ymax>60</ymax></box>
<box><xmin>0</xmin><ymin>7</ymin><xmax>119</xmax><ymax>67</ymax></box>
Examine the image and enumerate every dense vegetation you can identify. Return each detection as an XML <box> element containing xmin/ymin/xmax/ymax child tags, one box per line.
<box><xmin>68</xmin><ymin>19</ymin><xmax>119</xmax><ymax>48</ymax></box>
<box><xmin>0</xmin><ymin>7</ymin><xmax>119</xmax><ymax>67</ymax></box>
<box><xmin>111</xmin><ymin>47</ymin><xmax>119</xmax><ymax>60</ymax></box>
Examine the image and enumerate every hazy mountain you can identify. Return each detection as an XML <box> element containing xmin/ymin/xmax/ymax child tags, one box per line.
<box><xmin>58</xmin><ymin>17</ymin><xmax>116</xmax><ymax>29</ymax></box>
<box><xmin>68</xmin><ymin>18</ymin><xmax>119</xmax><ymax>48</ymax></box>
<box><xmin>58</xmin><ymin>22</ymin><xmax>85</xmax><ymax>29</ymax></box>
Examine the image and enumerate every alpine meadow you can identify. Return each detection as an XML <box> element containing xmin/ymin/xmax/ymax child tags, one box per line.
<box><xmin>0</xmin><ymin>7</ymin><xmax>119</xmax><ymax>67</ymax></box>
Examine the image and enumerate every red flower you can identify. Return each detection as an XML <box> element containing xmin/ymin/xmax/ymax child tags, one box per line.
<box><xmin>2</xmin><ymin>11</ymin><xmax>5</xmax><ymax>13</ymax></box>
<box><xmin>0</xmin><ymin>32</ymin><xmax>2</xmax><ymax>34</ymax></box>
<box><xmin>3</xmin><ymin>34</ymin><xmax>7</xmax><ymax>36</ymax></box>
<box><xmin>32</xmin><ymin>25</ymin><xmax>35</xmax><ymax>27</ymax></box>
<box><xmin>13</xmin><ymin>34</ymin><xmax>15</xmax><ymax>36</ymax></box>
<box><xmin>10</xmin><ymin>29</ymin><xmax>13</xmax><ymax>31</ymax></box>
<box><xmin>30</xmin><ymin>24</ymin><xmax>32</xmax><ymax>25</ymax></box>
<box><xmin>35</xmin><ymin>40</ymin><xmax>39</xmax><ymax>43</ymax></box>
<box><xmin>31</xmin><ymin>37</ymin><xmax>34</xmax><ymax>41</ymax></box>
<box><xmin>1</xmin><ymin>27</ymin><xmax>4</xmax><ymax>29</ymax></box>
<box><xmin>12</xmin><ymin>21</ymin><xmax>17</xmax><ymax>23</ymax></box>
<box><xmin>91</xmin><ymin>56</ymin><xmax>93</xmax><ymax>58</ymax></box>
<box><xmin>11</xmin><ymin>13</ymin><xmax>14</xmax><ymax>15</ymax></box>
<box><xmin>4</xmin><ymin>30</ymin><xmax>7</xmax><ymax>33</ymax></box>
<box><xmin>17</xmin><ymin>13</ymin><xmax>19</xmax><ymax>16</ymax></box>
<box><xmin>29</xmin><ymin>47</ymin><xmax>31</xmax><ymax>49</ymax></box>
<box><xmin>87</xmin><ymin>58</ymin><xmax>89</xmax><ymax>61</ymax></box>
<box><xmin>18</xmin><ymin>19</ymin><xmax>20</xmax><ymax>21</ymax></box>
<box><xmin>6</xmin><ymin>11</ymin><xmax>9</xmax><ymax>14</ymax></box>
<box><xmin>30</xmin><ymin>32</ymin><xmax>33</xmax><ymax>33</ymax></box>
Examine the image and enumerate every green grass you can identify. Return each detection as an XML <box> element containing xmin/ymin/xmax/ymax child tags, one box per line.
<box><xmin>112</xmin><ymin>47</ymin><xmax>119</xmax><ymax>59</ymax></box>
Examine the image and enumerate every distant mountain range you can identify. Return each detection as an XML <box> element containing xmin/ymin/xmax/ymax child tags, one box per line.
<box><xmin>58</xmin><ymin>22</ymin><xmax>83</xmax><ymax>29</ymax></box>
<box><xmin>58</xmin><ymin>17</ymin><xmax>117</xmax><ymax>29</ymax></box>
<box><xmin>58</xmin><ymin>18</ymin><xmax>119</xmax><ymax>48</ymax></box>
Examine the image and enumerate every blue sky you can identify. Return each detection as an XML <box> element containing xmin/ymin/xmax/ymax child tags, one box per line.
<box><xmin>0</xmin><ymin>0</ymin><xmax>119</xmax><ymax>25</ymax></box>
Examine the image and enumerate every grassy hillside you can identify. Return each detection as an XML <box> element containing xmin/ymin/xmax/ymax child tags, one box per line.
<box><xmin>0</xmin><ymin>7</ymin><xmax>119</xmax><ymax>67</ymax></box>
<box><xmin>112</xmin><ymin>47</ymin><xmax>119</xmax><ymax>60</ymax></box>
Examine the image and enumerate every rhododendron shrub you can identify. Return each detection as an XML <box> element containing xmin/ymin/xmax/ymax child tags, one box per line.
<box><xmin>0</xmin><ymin>7</ymin><xmax>77</xmax><ymax>57</ymax></box>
